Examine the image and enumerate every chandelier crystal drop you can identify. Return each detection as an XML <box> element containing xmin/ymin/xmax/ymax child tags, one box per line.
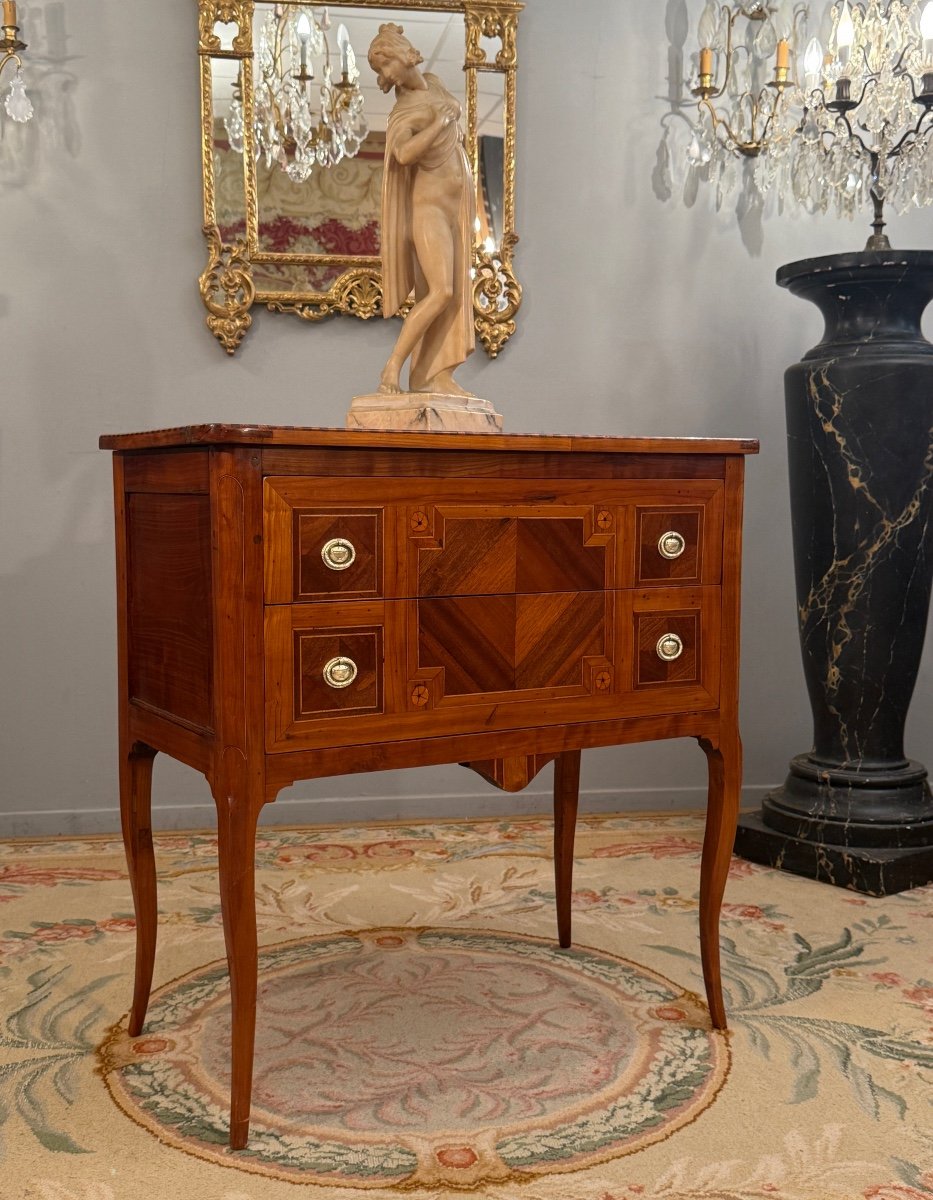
<box><xmin>226</xmin><ymin>5</ymin><xmax>368</xmax><ymax>184</ymax></box>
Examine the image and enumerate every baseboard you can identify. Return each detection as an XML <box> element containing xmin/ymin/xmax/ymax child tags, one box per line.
<box><xmin>0</xmin><ymin>785</ymin><xmax>776</xmax><ymax>839</ymax></box>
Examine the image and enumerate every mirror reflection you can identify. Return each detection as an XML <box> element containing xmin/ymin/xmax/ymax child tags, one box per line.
<box><xmin>200</xmin><ymin>0</ymin><xmax>522</xmax><ymax>355</ymax></box>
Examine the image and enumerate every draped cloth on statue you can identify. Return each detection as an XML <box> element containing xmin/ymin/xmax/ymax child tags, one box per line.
<box><xmin>381</xmin><ymin>74</ymin><xmax>475</xmax><ymax>387</ymax></box>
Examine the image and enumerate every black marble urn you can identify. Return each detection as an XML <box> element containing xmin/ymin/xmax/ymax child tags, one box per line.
<box><xmin>735</xmin><ymin>250</ymin><xmax>933</xmax><ymax>895</ymax></box>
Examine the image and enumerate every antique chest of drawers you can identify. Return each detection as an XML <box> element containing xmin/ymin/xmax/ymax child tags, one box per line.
<box><xmin>99</xmin><ymin>425</ymin><xmax>758</xmax><ymax>1149</ymax></box>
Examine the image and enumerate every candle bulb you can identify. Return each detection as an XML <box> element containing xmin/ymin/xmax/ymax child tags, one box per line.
<box><xmin>337</xmin><ymin>23</ymin><xmax>350</xmax><ymax>79</ymax></box>
<box><xmin>803</xmin><ymin>36</ymin><xmax>823</xmax><ymax>89</ymax></box>
<box><xmin>836</xmin><ymin>0</ymin><xmax>854</xmax><ymax>70</ymax></box>
<box><xmin>296</xmin><ymin>11</ymin><xmax>312</xmax><ymax>75</ymax></box>
<box><xmin>2</xmin><ymin>0</ymin><xmax>17</xmax><ymax>28</ymax></box>
<box><xmin>921</xmin><ymin>1</ymin><xmax>933</xmax><ymax>63</ymax></box>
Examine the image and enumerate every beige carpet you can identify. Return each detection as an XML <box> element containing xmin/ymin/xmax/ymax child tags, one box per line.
<box><xmin>2</xmin><ymin>811</ymin><xmax>932</xmax><ymax>1200</ymax></box>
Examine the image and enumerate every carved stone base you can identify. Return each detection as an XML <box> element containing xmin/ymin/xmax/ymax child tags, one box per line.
<box><xmin>347</xmin><ymin>392</ymin><xmax>503</xmax><ymax>434</ymax></box>
<box><xmin>734</xmin><ymin>810</ymin><xmax>933</xmax><ymax>896</ymax></box>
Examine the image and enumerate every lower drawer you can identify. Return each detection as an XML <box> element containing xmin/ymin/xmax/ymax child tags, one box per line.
<box><xmin>264</xmin><ymin>588</ymin><xmax>721</xmax><ymax>752</ymax></box>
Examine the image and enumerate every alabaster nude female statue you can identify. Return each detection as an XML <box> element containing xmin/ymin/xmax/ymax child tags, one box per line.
<box><xmin>369</xmin><ymin>23</ymin><xmax>475</xmax><ymax>397</ymax></box>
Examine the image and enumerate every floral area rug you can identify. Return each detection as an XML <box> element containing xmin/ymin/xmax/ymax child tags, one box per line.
<box><xmin>2</xmin><ymin>811</ymin><xmax>932</xmax><ymax>1200</ymax></box>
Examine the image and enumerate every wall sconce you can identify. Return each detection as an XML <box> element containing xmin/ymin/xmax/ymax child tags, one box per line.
<box><xmin>691</xmin><ymin>1</ymin><xmax>809</xmax><ymax>160</ymax></box>
<box><xmin>1</xmin><ymin>0</ymin><xmax>33</xmax><ymax>123</ymax></box>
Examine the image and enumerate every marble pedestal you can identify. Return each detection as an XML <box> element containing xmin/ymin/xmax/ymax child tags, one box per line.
<box><xmin>347</xmin><ymin>392</ymin><xmax>503</xmax><ymax>433</ymax></box>
<box><xmin>734</xmin><ymin>251</ymin><xmax>933</xmax><ymax>896</ymax></box>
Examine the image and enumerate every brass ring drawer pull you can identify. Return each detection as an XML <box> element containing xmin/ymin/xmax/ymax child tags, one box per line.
<box><xmin>658</xmin><ymin>531</ymin><xmax>686</xmax><ymax>560</ymax></box>
<box><xmin>321</xmin><ymin>538</ymin><xmax>356</xmax><ymax>571</ymax></box>
<box><xmin>323</xmin><ymin>657</ymin><xmax>358</xmax><ymax>688</ymax></box>
<box><xmin>656</xmin><ymin>633</ymin><xmax>684</xmax><ymax>662</ymax></box>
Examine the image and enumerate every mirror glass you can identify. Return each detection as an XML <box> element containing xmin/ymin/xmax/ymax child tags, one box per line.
<box><xmin>199</xmin><ymin>0</ymin><xmax>522</xmax><ymax>355</ymax></box>
<box><xmin>211</xmin><ymin>57</ymin><xmax>247</xmax><ymax>239</ymax></box>
<box><xmin>476</xmin><ymin>72</ymin><xmax>505</xmax><ymax>253</ymax></box>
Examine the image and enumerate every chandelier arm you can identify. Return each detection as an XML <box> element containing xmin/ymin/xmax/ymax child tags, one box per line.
<box><xmin>0</xmin><ymin>49</ymin><xmax>23</xmax><ymax>79</ymax></box>
<box><xmin>757</xmin><ymin>83</ymin><xmax>790</xmax><ymax>147</ymax></box>
<box><xmin>706</xmin><ymin>105</ymin><xmax>749</xmax><ymax>153</ymax></box>
<box><xmin>904</xmin><ymin>70</ymin><xmax>933</xmax><ymax>104</ymax></box>
<box><xmin>851</xmin><ymin>74</ymin><xmax>877</xmax><ymax>110</ymax></box>
<box><xmin>705</xmin><ymin>5</ymin><xmax>737</xmax><ymax>102</ymax></box>
<box><xmin>856</xmin><ymin>41</ymin><xmax>875</xmax><ymax>78</ymax></box>
<box><xmin>834</xmin><ymin>111</ymin><xmax>874</xmax><ymax>159</ymax></box>
<box><xmin>700</xmin><ymin>96</ymin><xmax>737</xmax><ymax>146</ymax></box>
<box><xmin>747</xmin><ymin>89</ymin><xmax>769</xmax><ymax>147</ymax></box>
<box><xmin>885</xmin><ymin>106</ymin><xmax>933</xmax><ymax>158</ymax></box>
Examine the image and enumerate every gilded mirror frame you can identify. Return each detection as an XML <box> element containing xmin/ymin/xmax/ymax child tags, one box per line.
<box><xmin>197</xmin><ymin>0</ymin><xmax>523</xmax><ymax>357</ymax></box>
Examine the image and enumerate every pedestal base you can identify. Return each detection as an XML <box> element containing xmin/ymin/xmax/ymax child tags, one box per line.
<box><xmin>347</xmin><ymin>392</ymin><xmax>503</xmax><ymax>433</ymax></box>
<box><xmin>734</xmin><ymin>810</ymin><xmax>933</xmax><ymax>896</ymax></box>
<box><xmin>760</xmin><ymin>753</ymin><xmax>933</xmax><ymax>847</ymax></box>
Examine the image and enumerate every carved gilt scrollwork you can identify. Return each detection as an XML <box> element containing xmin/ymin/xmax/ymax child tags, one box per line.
<box><xmin>265</xmin><ymin>268</ymin><xmax>384</xmax><ymax>322</ymax></box>
<box><xmin>465</xmin><ymin>5</ymin><xmax>519</xmax><ymax>69</ymax></box>
<box><xmin>472</xmin><ymin>234</ymin><xmax>522</xmax><ymax>357</ymax></box>
<box><xmin>198</xmin><ymin>0</ymin><xmax>253</xmax><ymax>56</ymax></box>
<box><xmin>199</xmin><ymin>225</ymin><xmax>255</xmax><ymax>354</ymax></box>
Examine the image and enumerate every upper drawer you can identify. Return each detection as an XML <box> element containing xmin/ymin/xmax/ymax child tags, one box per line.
<box><xmin>265</xmin><ymin>487</ymin><xmax>384</xmax><ymax>603</ymax></box>
<box><xmin>264</xmin><ymin>477</ymin><xmax>724</xmax><ymax>602</ymax></box>
<box><xmin>634</xmin><ymin>499</ymin><xmax>722</xmax><ymax>587</ymax></box>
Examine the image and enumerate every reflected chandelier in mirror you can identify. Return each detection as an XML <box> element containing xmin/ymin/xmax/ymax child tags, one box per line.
<box><xmin>198</xmin><ymin>0</ymin><xmax>523</xmax><ymax>358</ymax></box>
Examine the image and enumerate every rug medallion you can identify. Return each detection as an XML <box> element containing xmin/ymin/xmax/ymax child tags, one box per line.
<box><xmin>97</xmin><ymin>927</ymin><xmax>729</xmax><ymax>1188</ymax></box>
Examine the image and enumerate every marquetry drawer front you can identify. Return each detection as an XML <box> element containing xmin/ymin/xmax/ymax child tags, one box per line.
<box><xmin>265</xmin><ymin>476</ymin><xmax>725</xmax><ymax>600</ymax></box>
<box><xmin>630</xmin><ymin>588</ymin><xmax>721</xmax><ymax>698</ymax></box>
<box><xmin>414</xmin><ymin>513</ymin><xmax>611</xmax><ymax>597</ymax></box>
<box><xmin>634</xmin><ymin>499</ymin><xmax>722</xmax><ymax>587</ymax></box>
<box><xmin>265</xmin><ymin>481</ymin><xmax>383</xmax><ymax>603</ymax></box>
<box><xmin>414</xmin><ymin>590</ymin><xmax>613</xmax><ymax>700</ymax></box>
<box><xmin>294</xmin><ymin>627</ymin><xmax>383</xmax><ymax>719</ymax></box>
<box><xmin>295</xmin><ymin>510</ymin><xmax>382</xmax><ymax>601</ymax></box>
<box><xmin>265</xmin><ymin>592</ymin><xmax>721</xmax><ymax>752</ymax></box>
<box><xmin>636</xmin><ymin>613</ymin><xmax>700</xmax><ymax>686</ymax></box>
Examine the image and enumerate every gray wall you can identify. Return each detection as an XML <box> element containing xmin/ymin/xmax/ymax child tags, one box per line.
<box><xmin>1</xmin><ymin>0</ymin><xmax>930</xmax><ymax>836</ymax></box>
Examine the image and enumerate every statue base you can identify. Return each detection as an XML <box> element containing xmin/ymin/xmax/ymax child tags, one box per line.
<box><xmin>347</xmin><ymin>392</ymin><xmax>503</xmax><ymax>434</ymax></box>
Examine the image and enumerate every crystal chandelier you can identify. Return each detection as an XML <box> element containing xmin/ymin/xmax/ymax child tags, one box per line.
<box><xmin>225</xmin><ymin>5</ymin><xmax>367</xmax><ymax>184</ymax></box>
<box><xmin>677</xmin><ymin>0</ymin><xmax>933</xmax><ymax>244</ymax></box>
<box><xmin>0</xmin><ymin>0</ymin><xmax>33</xmax><ymax>124</ymax></box>
<box><xmin>785</xmin><ymin>0</ymin><xmax>933</xmax><ymax>246</ymax></box>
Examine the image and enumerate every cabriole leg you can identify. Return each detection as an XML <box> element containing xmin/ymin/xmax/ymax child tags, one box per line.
<box><xmin>120</xmin><ymin>741</ymin><xmax>158</xmax><ymax>1037</ymax></box>
<box><xmin>698</xmin><ymin>730</ymin><xmax>743</xmax><ymax>1029</ymax></box>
